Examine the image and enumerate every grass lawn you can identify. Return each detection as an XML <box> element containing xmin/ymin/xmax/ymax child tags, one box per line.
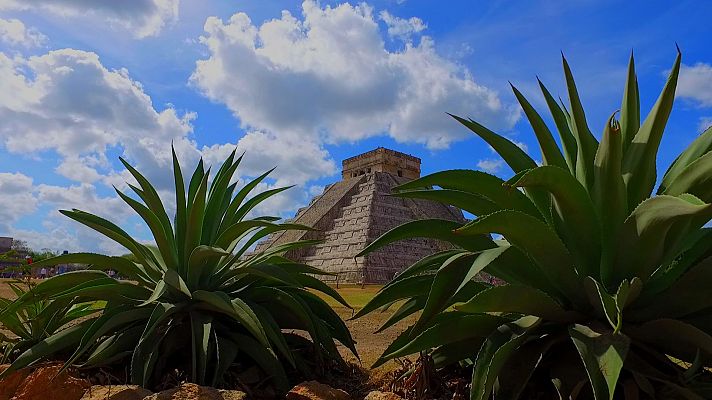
<box><xmin>314</xmin><ymin>284</ymin><xmax>383</xmax><ymax>309</ymax></box>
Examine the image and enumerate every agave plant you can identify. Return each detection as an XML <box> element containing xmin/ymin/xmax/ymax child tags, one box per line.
<box><xmin>0</xmin><ymin>149</ymin><xmax>356</xmax><ymax>390</ymax></box>
<box><xmin>0</xmin><ymin>280</ymin><xmax>98</xmax><ymax>363</ymax></box>
<box><xmin>355</xmin><ymin>50</ymin><xmax>712</xmax><ymax>399</ymax></box>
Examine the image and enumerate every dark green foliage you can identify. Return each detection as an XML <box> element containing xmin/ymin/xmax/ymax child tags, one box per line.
<box><xmin>356</xmin><ymin>50</ymin><xmax>712</xmax><ymax>399</ymax></box>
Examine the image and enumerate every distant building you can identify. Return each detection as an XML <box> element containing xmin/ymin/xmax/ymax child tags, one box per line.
<box><xmin>0</xmin><ymin>237</ymin><xmax>12</xmax><ymax>253</ymax></box>
<box><xmin>254</xmin><ymin>148</ymin><xmax>465</xmax><ymax>284</ymax></box>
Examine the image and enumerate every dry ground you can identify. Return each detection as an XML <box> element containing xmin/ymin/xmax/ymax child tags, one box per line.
<box><xmin>0</xmin><ymin>280</ymin><xmax>410</xmax><ymax>369</ymax></box>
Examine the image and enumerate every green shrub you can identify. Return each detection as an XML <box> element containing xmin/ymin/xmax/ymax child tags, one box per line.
<box><xmin>0</xmin><ymin>280</ymin><xmax>97</xmax><ymax>363</ymax></box>
<box><xmin>355</xmin><ymin>51</ymin><xmax>712</xmax><ymax>399</ymax></box>
<box><xmin>0</xmin><ymin>149</ymin><xmax>356</xmax><ymax>390</ymax></box>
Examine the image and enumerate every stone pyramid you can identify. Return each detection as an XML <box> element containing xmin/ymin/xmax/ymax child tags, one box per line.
<box><xmin>254</xmin><ymin>148</ymin><xmax>465</xmax><ymax>284</ymax></box>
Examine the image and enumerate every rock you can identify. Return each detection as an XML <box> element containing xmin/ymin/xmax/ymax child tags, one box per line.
<box><xmin>11</xmin><ymin>363</ymin><xmax>90</xmax><ymax>400</ymax></box>
<box><xmin>364</xmin><ymin>391</ymin><xmax>403</xmax><ymax>400</ymax></box>
<box><xmin>0</xmin><ymin>364</ymin><xmax>32</xmax><ymax>400</ymax></box>
<box><xmin>143</xmin><ymin>383</ymin><xmax>247</xmax><ymax>400</ymax></box>
<box><xmin>286</xmin><ymin>381</ymin><xmax>351</xmax><ymax>400</ymax></box>
<box><xmin>80</xmin><ymin>385</ymin><xmax>153</xmax><ymax>400</ymax></box>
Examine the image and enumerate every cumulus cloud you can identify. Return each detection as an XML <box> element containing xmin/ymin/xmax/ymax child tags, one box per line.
<box><xmin>0</xmin><ymin>49</ymin><xmax>196</xmax><ymax>188</ymax></box>
<box><xmin>0</xmin><ymin>0</ymin><xmax>178</xmax><ymax>38</ymax></box>
<box><xmin>379</xmin><ymin>10</ymin><xmax>426</xmax><ymax>40</ymax></box>
<box><xmin>191</xmin><ymin>0</ymin><xmax>518</xmax><ymax>150</ymax></box>
<box><xmin>0</xmin><ymin>173</ymin><xmax>38</xmax><ymax>232</ymax></box>
<box><xmin>678</xmin><ymin>63</ymin><xmax>712</xmax><ymax>107</ymax></box>
<box><xmin>202</xmin><ymin>131</ymin><xmax>336</xmax><ymax>186</ymax></box>
<box><xmin>0</xmin><ymin>18</ymin><xmax>47</xmax><ymax>47</ymax></box>
<box><xmin>476</xmin><ymin>159</ymin><xmax>504</xmax><ymax>174</ymax></box>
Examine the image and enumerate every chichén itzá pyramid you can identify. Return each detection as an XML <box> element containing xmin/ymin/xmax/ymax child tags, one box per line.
<box><xmin>254</xmin><ymin>147</ymin><xmax>465</xmax><ymax>284</ymax></box>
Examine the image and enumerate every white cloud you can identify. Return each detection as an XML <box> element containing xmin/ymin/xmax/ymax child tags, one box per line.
<box><xmin>0</xmin><ymin>173</ymin><xmax>38</xmax><ymax>232</ymax></box>
<box><xmin>678</xmin><ymin>63</ymin><xmax>712</xmax><ymax>107</ymax></box>
<box><xmin>203</xmin><ymin>131</ymin><xmax>336</xmax><ymax>186</ymax></box>
<box><xmin>0</xmin><ymin>18</ymin><xmax>46</xmax><ymax>47</ymax></box>
<box><xmin>476</xmin><ymin>158</ymin><xmax>504</xmax><ymax>174</ymax></box>
<box><xmin>0</xmin><ymin>0</ymin><xmax>178</xmax><ymax>38</ymax></box>
<box><xmin>191</xmin><ymin>1</ymin><xmax>518</xmax><ymax>150</ymax></box>
<box><xmin>379</xmin><ymin>10</ymin><xmax>426</xmax><ymax>40</ymax></box>
<box><xmin>0</xmin><ymin>49</ymin><xmax>196</xmax><ymax>188</ymax></box>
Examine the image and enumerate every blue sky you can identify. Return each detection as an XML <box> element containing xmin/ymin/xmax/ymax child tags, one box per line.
<box><xmin>0</xmin><ymin>0</ymin><xmax>711</xmax><ymax>253</ymax></box>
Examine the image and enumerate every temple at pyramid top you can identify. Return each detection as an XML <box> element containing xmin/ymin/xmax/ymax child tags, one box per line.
<box><xmin>254</xmin><ymin>148</ymin><xmax>464</xmax><ymax>284</ymax></box>
<box><xmin>342</xmin><ymin>147</ymin><xmax>421</xmax><ymax>180</ymax></box>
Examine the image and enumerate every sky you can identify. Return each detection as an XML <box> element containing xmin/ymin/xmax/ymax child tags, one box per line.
<box><xmin>0</xmin><ymin>0</ymin><xmax>711</xmax><ymax>254</ymax></box>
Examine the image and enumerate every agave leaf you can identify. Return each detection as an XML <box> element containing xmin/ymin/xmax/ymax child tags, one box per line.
<box><xmin>83</xmin><ymin>325</ymin><xmax>144</xmax><ymax>367</ymax></box>
<box><xmin>186</xmin><ymin>245</ymin><xmax>228</xmax><ymax>288</ymax></box>
<box><xmin>119</xmin><ymin>157</ymin><xmax>175</xmax><ymax>251</ymax></box>
<box><xmin>431</xmin><ymin>337</ymin><xmax>484</xmax><ymax>369</ymax></box>
<box><xmin>593</xmin><ymin>113</ymin><xmax>628</xmax><ymax>286</ymax></box>
<box><xmin>192</xmin><ymin>290</ymin><xmax>270</xmax><ymax>348</ymax></box>
<box><xmin>163</xmin><ymin>268</ymin><xmax>191</xmax><ymax>299</ymax></box>
<box><xmin>61</xmin><ymin>307</ymin><xmax>153</xmax><ymax>372</ymax></box>
<box><xmin>622</xmin><ymin>50</ymin><xmax>681</xmax><ymax>208</ymax></box>
<box><xmin>224</xmin><ymin>332</ymin><xmax>289</xmax><ymax>391</ymax></box>
<box><xmin>620</xmin><ymin>52</ymin><xmax>641</xmax><ymax>153</ymax></box>
<box><xmin>662</xmin><ymin>151</ymin><xmax>712</xmax><ymax>202</ymax></box>
<box><xmin>584</xmin><ymin>277</ymin><xmax>620</xmax><ymax>331</ymax></box>
<box><xmin>394</xmin><ymin>169</ymin><xmax>542</xmax><ymax>218</ymax></box>
<box><xmin>631</xmin><ymin>256</ymin><xmax>712</xmax><ymax>320</ymax></box>
<box><xmin>248</xmin><ymin>304</ymin><xmax>296</xmax><ymax>367</ymax></box>
<box><xmin>190</xmin><ymin>312</ymin><xmax>212</xmax><ymax>384</ymax></box>
<box><xmin>449</xmin><ymin>113</ymin><xmax>538</xmax><ymax>173</ymax></box>
<box><xmin>511</xmin><ymin>83</ymin><xmax>568</xmax><ymax>168</ymax></box>
<box><xmin>234</xmin><ymin>187</ymin><xmax>294</xmax><ymax>226</ymax></box>
<box><xmin>393</xmin><ymin>189</ymin><xmax>500</xmax><ymax>217</ymax></box>
<box><xmin>538</xmin><ymin>78</ymin><xmax>578</xmax><ymax>172</ymax></box>
<box><xmin>28</xmin><ymin>252</ymin><xmax>155</xmax><ymax>283</ymax></box>
<box><xmin>185</xmin><ymin>171</ymin><xmax>209</xmax><ymax>256</ymax></box>
<box><xmin>506</xmin><ymin>165</ymin><xmax>601</xmax><ymax>277</ymax></box>
<box><xmin>172</xmin><ymin>147</ymin><xmax>188</xmax><ymax>271</ymax></box>
<box><xmin>562</xmin><ymin>54</ymin><xmax>599</xmax><ymax>189</ymax></box>
<box><xmin>569</xmin><ymin>324</ymin><xmax>629</xmax><ymax>400</ymax></box>
<box><xmin>386</xmin><ymin>313</ymin><xmax>507</xmax><ymax>360</ymax></box>
<box><xmin>115</xmin><ymin>188</ymin><xmax>178</xmax><ymax>269</ymax></box>
<box><xmin>383</xmin><ymin>249</ymin><xmax>467</xmax><ymax>290</ymax></box>
<box><xmin>356</xmin><ymin>219</ymin><xmax>493</xmax><ymax>257</ymax></box>
<box><xmin>290</xmin><ymin>289</ymin><xmax>358</xmax><ymax>356</ymax></box>
<box><xmin>352</xmin><ymin>275</ymin><xmax>433</xmax><ymax>319</ymax></box>
<box><xmin>660</xmin><ymin>126</ymin><xmax>712</xmax><ymax>193</ymax></box>
<box><xmin>628</xmin><ymin>319</ymin><xmax>712</xmax><ymax>363</ymax></box>
<box><xmin>219</xmin><ymin>168</ymin><xmax>275</xmax><ymax>233</ymax></box>
<box><xmin>139</xmin><ymin>280</ymin><xmax>167</xmax><ymax>307</ymax></box>
<box><xmin>641</xmin><ymin>229</ymin><xmax>712</xmax><ymax>300</ymax></box>
<box><xmin>376</xmin><ymin>296</ymin><xmax>426</xmax><ymax>333</ymax></box>
<box><xmin>294</xmin><ymin>274</ymin><xmax>351</xmax><ymax>309</ymax></box>
<box><xmin>59</xmin><ymin>209</ymin><xmax>157</xmax><ymax>269</ymax></box>
<box><xmin>202</xmin><ymin>150</ymin><xmax>239</xmax><ymax>243</ymax></box>
<box><xmin>456</xmin><ymin>284</ymin><xmax>579</xmax><ymax>322</ymax></box>
<box><xmin>496</xmin><ymin>334</ymin><xmax>563</xmax><ymax>400</ymax></box>
<box><xmin>470</xmin><ymin>316</ymin><xmax>541</xmax><ymax>400</ymax></box>
<box><xmin>611</xmin><ymin>195</ymin><xmax>712</xmax><ymax>283</ymax></box>
<box><xmin>413</xmin><ymin>251</ymin><xmax>492</xmax><ymax>330</ymax></box>
<box><xmin>0</xmin><ymin>319</ymin><xmax>95</xmax><ymax>378</ymax></box>
<box><xmin>455</xmin><ymin>210</ymin><xmax>585</xmax><ymax>307</ymax></box>
<box><xmin>212</xmin><ymin>336</ymin><xmax>239</xmax><ymax>387</ymax></box>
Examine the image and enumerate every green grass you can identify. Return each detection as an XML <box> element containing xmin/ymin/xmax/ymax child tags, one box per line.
<box><xmin>314</xmin><ymin>284</ymin><xmax>382</xmax><ymax>310</ymax></box>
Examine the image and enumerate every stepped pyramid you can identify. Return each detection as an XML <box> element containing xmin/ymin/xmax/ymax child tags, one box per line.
<box><xmin>254</xmin><ymin>148</ymin><xmax>465</xmax><ymax>284</ymax></box>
